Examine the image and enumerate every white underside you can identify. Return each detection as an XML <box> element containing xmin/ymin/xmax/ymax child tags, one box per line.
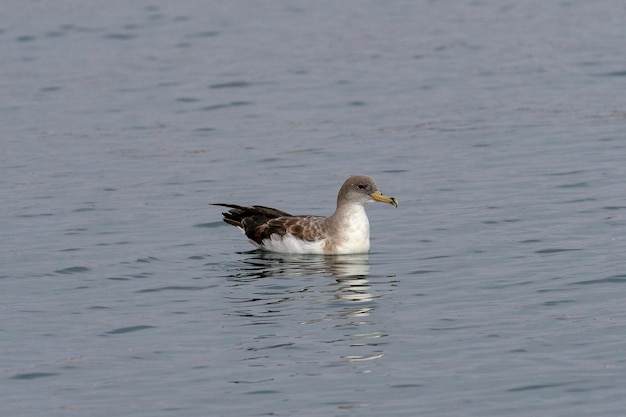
<box><xmin>256</xmin><ymin>234</ymin><xmax>328</xmax><ymax>254</ymax></box>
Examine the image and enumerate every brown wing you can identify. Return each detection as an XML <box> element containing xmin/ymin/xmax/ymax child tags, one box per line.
<box><xmin>211</xmin><ymin>204</ymin><xmax>325</xmax><ymax>246</ymax></box>
<box><xmin>260</xmin><ymin>216</ymin><xmax>326</xmax><ymax>243</ymax></box>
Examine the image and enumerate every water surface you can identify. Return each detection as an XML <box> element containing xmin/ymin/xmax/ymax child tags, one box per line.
<box><xmin>2</xmin><ymin>1</ymin><xmax>626</xmax><ymax>416</ymax></box>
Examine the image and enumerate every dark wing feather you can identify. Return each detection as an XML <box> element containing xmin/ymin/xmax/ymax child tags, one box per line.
<box><xmin>211</xmin><ymin>204</ymin><xmax>295</xmax><ymax>245</ymax></box>
<box><xmin>212</xmin><ymin>204</ymin><xmax>292</xmax><ymax>224</ymax></box>
<box><xmin>211</xmin><ymin>204</ymin><xmax>326</xmax><ymax>246</ymax></box>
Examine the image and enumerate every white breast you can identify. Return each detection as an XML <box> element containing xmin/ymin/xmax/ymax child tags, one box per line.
<box><xmin>332</xmin><ymin>204</ymin><xmax>371</xmax><ymax>254</ymax></box>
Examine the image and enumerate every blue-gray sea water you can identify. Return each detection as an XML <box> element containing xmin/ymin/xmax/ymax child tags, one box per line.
<box><xmin>2</xmin><ymin>1</ymin><xmax>626</xmax><ymax>416</ymax></box>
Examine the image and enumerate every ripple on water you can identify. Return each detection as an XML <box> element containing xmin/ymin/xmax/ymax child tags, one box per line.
<box><xmin>103</xmin><ymin>325</ymin><xmax>156</xmax><ymax>335</ymax></box>
<box><xmin>54</xmin><ymin>266</ymin><xmax>90</xmax><ymax>274</ymax></box>
<box><xmin>571</xmin><ymin>274</ymin><xmax>626</xmax><ymax>286</ymax></box>
<box><xmin>10</xmin><ymin>372</ymin><xmax>58</xmax><ymax>380</ymax></box>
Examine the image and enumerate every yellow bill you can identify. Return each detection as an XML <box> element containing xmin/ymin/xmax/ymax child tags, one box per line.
<box><xmin>371</xmin><ymin>190</ymin><xmax>398</xmax><ymax>208</ymax></box>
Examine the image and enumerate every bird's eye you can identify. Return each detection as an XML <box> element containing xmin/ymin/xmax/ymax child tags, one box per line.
<box><xmin>357</xmin><ymin>184</ymin><xmax>366</xmax><ymax>190</ymax></box>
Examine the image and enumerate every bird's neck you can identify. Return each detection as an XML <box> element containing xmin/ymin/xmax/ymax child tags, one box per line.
<box><xmin>324</xmin><ymin>200</ymin><xmax>370</xmax><ymax>253</ymax></box>
<box><xmin>328</xmin><ymin>201</ymin><xmax>369</xmax><ymax>230</ymax></box>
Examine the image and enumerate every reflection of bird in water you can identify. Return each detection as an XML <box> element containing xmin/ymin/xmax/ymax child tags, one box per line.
<box><xmin>334</xmin><ymin>277</ymin><xmax>373</xmax><ymax>302</ymax></box>
<box><xmin>223</xmin><ymin>251</ymin><xmax>391</xmax><ymax>364</ymax></box>
<box><xmin>212</xmin><ymin>176</ymin><xmax>397</xmax><ymax>254</ymax></box>
<box><xmin>231</xmin><ymin>252</ymin><xmax>374</xmax><ymax>302</ymax></box>
<box><xmin>251</xmin><ymin>252</ymin><xmax>369</xmax><ymax>277</ymax></box>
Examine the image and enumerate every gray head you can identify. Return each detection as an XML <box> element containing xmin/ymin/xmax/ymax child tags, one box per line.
<box><xmin>337</xmin><ymin>175</ymin><xmax>398</xmax><ymax>208</ymax></box>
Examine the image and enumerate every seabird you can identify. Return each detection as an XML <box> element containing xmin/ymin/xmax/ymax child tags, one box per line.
<box><xmin>212</xmin><ymin>175</ymin><xmax>397</xmax><ymax>255</ymax></box>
